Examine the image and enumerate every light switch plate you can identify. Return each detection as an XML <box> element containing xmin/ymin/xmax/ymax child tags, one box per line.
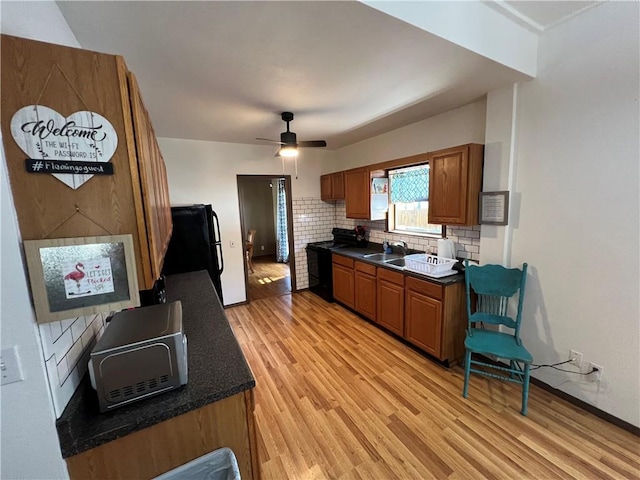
<box><xmin>1</xmin><ymin>346</ymin><xmax>24</xmax><ymax>386</ymax></box>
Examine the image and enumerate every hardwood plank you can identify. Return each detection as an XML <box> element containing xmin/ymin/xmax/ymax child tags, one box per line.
<box><xmin>226</xmin><ymin>292</ymin><xmax>640</xmax><ymax>480</ymax></box>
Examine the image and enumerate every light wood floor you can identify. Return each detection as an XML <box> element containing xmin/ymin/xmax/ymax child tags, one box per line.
<box><xmin>227</xmin><ymin>292</ymin><xmax>640</xmax><ymax>480</ymax></box>
<box><xmin>248</xmin><ymin>255</ymin><xmax>291</xmax><ymax>301</ymax></box>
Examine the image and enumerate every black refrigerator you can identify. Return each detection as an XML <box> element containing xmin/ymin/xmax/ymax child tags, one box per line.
<box><xmin>162</xmin><ymin>204</ymin><xmax>224</xmax><ymax>303</ymax></box>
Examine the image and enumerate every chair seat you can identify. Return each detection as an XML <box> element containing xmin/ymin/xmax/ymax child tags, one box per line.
<box><xmin>465</xmin><ymin>328</ymin><xmax>532</xmax><ymax>363</ymax></box>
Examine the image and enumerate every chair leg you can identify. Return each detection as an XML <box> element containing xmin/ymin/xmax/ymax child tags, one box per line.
<box><xmin>510</xmin><ymin>360</ymin><xmax>516</xmax><ymax>379</ymax></box>
<box><xmin>463</xmin><ymin>350</ymin><xmax>472</xmax><ymax>398</ymax></box>
<box><xmin>521</xmin><ymin>362</ymin><xmax>531</xmax><ymax>416</ymax></box>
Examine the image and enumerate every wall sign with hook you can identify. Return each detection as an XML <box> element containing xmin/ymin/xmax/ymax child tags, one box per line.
<box><xmin>11</xmin><ymin>105</ymin><xmax>117</xmax><ymax>189</ymax></box>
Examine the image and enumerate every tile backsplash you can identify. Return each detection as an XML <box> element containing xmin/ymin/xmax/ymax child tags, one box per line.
<box><xmin>39</xmin><ymin>313</ymin><xmax>107</xmax><ymax>417</ymax></box>
<box><xmin>292</xmin><ymin>198</ymin><xmax>334</xmax><ymax>290</ymax></box>
<box><xmin>292</xmin><ymin>198</ymin><xmax>482</xmax><ymax>291</ymax></box>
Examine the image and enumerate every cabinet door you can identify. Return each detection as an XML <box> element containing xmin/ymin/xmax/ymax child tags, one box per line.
<box><xmin>344</xmin><ymin>167</ymin><xmax>370</xmax><ymax>219</ymax></box>
<box><xmin>377</xmin><ymin>278</ymin><xmax>404</xmax><ymax>336</ymax></box>
<box><xmin>355</xmin><ymin>270</ymin><xmax>376</xmax><ymax>321</ymax></box>
<box><xmin>332</xmin><ymin>263</ymin><xmax>354</xmax><ymax>308</ymax></box>
<box><xmin>331</xmin><ymin>172</ymin><xmax>345</xmax><ymax>200</ymax></box>
<box><xmin>405</xmin><ymin>289</ymin><xmax>442</xmax><ymax>358</ymax></box>
<box><xmin>428</xmin><ymin>144</ymin><xmax>483</xmax><ymax>225</ymax></box>
<box><xmin>128</xmin><ymin>72</ymin><xmax>173</xmax><ymax>288</ymax></box>
<box><xmin>0</xmin><ymin>36</ymin><xmax>155</xmax><ymax>290</ymax></box>
<box><xmin>320</xmin><ymin>174</ymin><xmax>332</xmax><ymax>201</ymax></box>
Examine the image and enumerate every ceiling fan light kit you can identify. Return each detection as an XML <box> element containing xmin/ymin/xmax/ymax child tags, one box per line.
<box><xmin>256</xmin><ymin>111</ymin><xmax>327</xmax><ymax>159</ymax></box>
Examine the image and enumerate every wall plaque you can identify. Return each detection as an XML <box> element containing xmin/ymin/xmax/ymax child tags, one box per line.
<box><xmin>10</xmin><ymin>105</ymin><xmax>118</xmax><ymax>189</ymax></box>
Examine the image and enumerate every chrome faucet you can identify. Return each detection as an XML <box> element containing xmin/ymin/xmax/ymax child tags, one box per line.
<box><xmin>390</xmin><ymin>240</ymin><xmax>408</xmax><ymax>257</ymax></box>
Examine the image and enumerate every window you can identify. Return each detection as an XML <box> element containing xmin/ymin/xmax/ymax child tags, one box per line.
<box><xmin>388</xmin><ymin>164</ymin><xmax>444</xmax><ymax>237</ymax></box>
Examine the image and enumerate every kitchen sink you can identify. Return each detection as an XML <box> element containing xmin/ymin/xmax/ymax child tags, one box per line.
<box><xmin>384</xmin><ymin>258</ymin><xmax>406</xmax><ymax>267</ymax></box>
<box><xmin>363</xmin><ymin>253</ymin><xmax>402</xmax><ymax>261</ymax></box>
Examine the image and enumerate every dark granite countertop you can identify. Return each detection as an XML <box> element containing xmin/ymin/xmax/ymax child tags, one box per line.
<box><xmin>55</xmin><ymin>271</ymin><xmax>255</xmax><ymax>458</ymax></box>
<box><xmin>332</xmin><ymin>244</ymin><xmax>465</xmax><ymax>286</ymax></box>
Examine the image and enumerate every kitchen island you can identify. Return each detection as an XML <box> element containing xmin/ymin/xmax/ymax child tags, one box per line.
<box><xmin>56</xmin><ymin>270</ymin><xmax>258</xmax><ymax>480</ymax></box>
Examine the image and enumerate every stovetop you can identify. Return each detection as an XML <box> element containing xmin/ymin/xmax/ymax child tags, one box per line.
<box><xmin>306</xmin><ymin>241</ymin><xmax>348</xmax><ymax>250</ymax></box>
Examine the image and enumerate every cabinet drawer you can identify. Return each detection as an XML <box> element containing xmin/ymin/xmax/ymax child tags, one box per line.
<box><xmin>377</xmin><ymin>267</ymin><xmax>404</xmax><ymax>286</ymax></box>
<box><xmin>355</xmin><ymin>261</ymin><xmax>376</xmax><ymax>276</ymax></box>
<box><xmin>332</xmin><ymin>254</ymin><xmax>354</xmax><ymax>268</ymax></box>
<box><xmin>406</xmin><ymin>276</ymin><xmax>442</xmax><ymax>300</ymax></box>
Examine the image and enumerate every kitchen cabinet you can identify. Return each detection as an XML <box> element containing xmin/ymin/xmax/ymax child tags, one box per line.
<box><xmin>332</xmin><ymin>254</ymin><xmax>355</xmax><ymax>308</ymax></box>
<box><xmin>428</xmin><ymin>144</ymin><xmax>484</xmax><ymax>225</ymax></box>
<box><xmin>66</xmin><ymin>391</ymin><xmax>258</xmax><ymax>480</ymax></box>
<box><xmin>376</xmin><ymin>267</ymin><xmax>404</xmax><ymax>336</ymax></box>
<box><xmin>405</xmin><ymin>276</ymin><xmax>466</xmax><ymax>362</ymax></box>
<box><xmin>344</xmin><ymin>167</ymin><xmax>388</xmax><ymax>220</ymax></box>
<box><xmin>321</xmin><ymin>172</ymin><xmax>345</xmax><ymax>201</ymax></box>
<box><xmin>127</xmin><ymin>72</ymin><xmax>173</xmax><ymax>286</ymax></box>
<box><xmin>354</xmin><ymin>261</ymin><xmax>376</xmax><ymax>321</ymax></box>
<box><xmin>344</xmin><ymin>167</ymin><xmax>370</xmax><ymax>218</ymax></box>
<box><xmin>0</xmin><ymin>35</ymin><xmax>171</xmax><ymax>290</ymax></box>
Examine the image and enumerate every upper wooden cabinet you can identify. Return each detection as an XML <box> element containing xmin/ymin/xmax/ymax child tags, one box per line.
<box><xmin>1</xmin><ymin>35</ymin><xmax>171</xmax><ymax>290</ymax></box>
<box><xmin>320</xmin><ymin>172</ymin><xmax>344</xmax><ymax>201</ymax></box>
<box><xmin>344</xmin><ymin>167</ymin><xmax>370</xmax><ymax>219</ymax></box>
<box><xmin>428</xmin><ymin>144</ymin><xmax>484</xmax><ymax>225</ymax></box>
<box><xmin>127</xmin><ymin>72</ymin><xmax>173</xmax><ymax>284</ymax></box>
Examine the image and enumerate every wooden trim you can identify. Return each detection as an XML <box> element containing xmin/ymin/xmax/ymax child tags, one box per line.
<box><xmin>119</xmin><ymin>60</ymin><xmax>154</xmax><ymax>290</ymax></box>
<box><xmin>529</xmin><ymin>376</ymin><xmax>640</xmax><ymax>436</ymax></box>
<box><xmin>476</xmin><ymin>354</ymin><xmax>640</xmax><ymax>437</ymax></box>
<box><xmin>244</xmin><ymin>390</ymin><xmax>261</xmax><ymax>480</ymax></box>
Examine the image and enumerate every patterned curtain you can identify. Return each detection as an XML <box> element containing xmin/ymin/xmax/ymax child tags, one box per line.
<box><xmin>389</xmin><ymin>166</ymin><xmax>429</xmax><ymax>203</ymax></box>
<box><xmin>276</xmin><ymin>179</ymin><xmax>289</xmax><ymax>263</ymax></box>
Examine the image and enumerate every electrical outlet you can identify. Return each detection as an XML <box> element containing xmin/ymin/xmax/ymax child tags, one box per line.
<box><xmin>261</xmin><ymin>245</ymin><xmax>264</xmax><ymax>250</ymax></box>
<box><xmin>588</xmin><ymin>362</ymin><xmax>603</xmax><ymax>382</ymax></box>
<box><xmin>569</xmin><ymin>350</ymin><xmax>583</xmax><ymax>368</ymax></box>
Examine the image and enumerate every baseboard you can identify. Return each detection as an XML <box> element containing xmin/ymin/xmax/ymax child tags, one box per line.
<box><xmin>476</xmin><ymin>355</ymin><xmax>639</xmax><ymax>436</ymax></box>
<box><xmin>529</xmin><ymin>377</ymin><xmax>639</xmax><ymax>436</ymax></box>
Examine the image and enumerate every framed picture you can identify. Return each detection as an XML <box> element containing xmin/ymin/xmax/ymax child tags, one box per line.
<box><xmin>479</xmin><ymin>191</ymin><xmax>510</xmax><ymax>225</ymax></box>
<box><xmin>23</xmin><ymin>235</ymin><xmax>140</xmax><ymax>324</ymax></box>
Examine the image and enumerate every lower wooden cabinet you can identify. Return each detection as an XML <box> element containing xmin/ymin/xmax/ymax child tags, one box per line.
<box><xmin>405</xmin><ymin>284</ymin><xmax>442</xmax><ymax>357</ymax></box>
<box><xmin>376</xmin><ymin>268</ymin><xmax>404</xmax><ymax>336</ymax></box>
<box><xmin>65</xmin><ymin>391</ymin><xmax>259</xmax><ymax>480</ymax></box>
<box><xmin>405</xmin><ymin>276</ymin><xmax>466</xmax><ymax>362</ymax></box>
<box><xmin>354</xmin><ymin>261</ymin><xmax>376</xmax><ymax>321</ymax></box>
<box><xmin>331</xmin><ymin>254</ymin><xmax>467</xmax><ymax>364</ymax></box>
<box><xmin>332</xmin><ymin>255</ymin><xmax>355</xmax><ymax>308</ymax></box>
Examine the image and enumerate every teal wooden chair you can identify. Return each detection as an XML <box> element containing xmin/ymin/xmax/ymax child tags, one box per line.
<box><xmin>462</xmin><ymin>260</ymin><xmax>532</xmax><ymax>415</ymax></box>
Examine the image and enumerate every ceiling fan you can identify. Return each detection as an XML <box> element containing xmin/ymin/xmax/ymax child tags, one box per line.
<box><xmin>256</xmin><ymin>112</ymin><xmax>327</xmax><ymax>157</ymax></box>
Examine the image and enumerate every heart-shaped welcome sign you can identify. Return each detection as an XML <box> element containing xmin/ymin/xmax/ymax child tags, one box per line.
<box><xmin>10</xmin><ymin>105</ymin><xmax>118</xmax><ymax>189</ymax></box>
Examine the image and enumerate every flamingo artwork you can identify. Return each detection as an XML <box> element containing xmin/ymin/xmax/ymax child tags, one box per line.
<box><xmin>64</xmin><ymin>262</ymin><xmax>85</xmax><ymax>293</ymax></box>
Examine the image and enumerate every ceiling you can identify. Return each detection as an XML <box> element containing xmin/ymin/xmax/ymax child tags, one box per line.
<box><xmin>56</xmin><ymin>1</ymin><xmax>600</xmax><ymax>150</ymax></box>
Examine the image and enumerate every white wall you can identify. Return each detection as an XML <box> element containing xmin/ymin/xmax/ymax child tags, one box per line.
<box><xmin>0</xmin><ymin>2</ymin><xmax>79</xmax><ymax>477</ymax></box>
<box><xmin>158</xmin><ymin>138</ymin><xmax>330</xmax><ymax>304</ymax></box>
<box><xmin>484</xmin><ymin>2</ymin><xmax>640</xmax><ymax>426</ymax></box>
<box><xmin>332</xmin><ymin>99</ymin><xmax>487</xmax><ymax>171</ymax></box>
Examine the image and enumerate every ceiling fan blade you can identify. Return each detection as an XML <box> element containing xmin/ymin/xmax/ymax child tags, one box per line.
<box><xmin>256</xmin><ymin>137</ymin><xmax>284</xmax><ymax>144</ymax></box>
<box><xmin>298</xmin><ymin>140</ymin><xmax>327</xmax><ymax>148</ymax></box>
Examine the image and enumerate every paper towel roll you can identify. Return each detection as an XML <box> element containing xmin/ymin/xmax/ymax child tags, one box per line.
<box><xmin>437</xmin><ymin>239</ymin><xmax>455</xmax><ymax>259</ymax></box>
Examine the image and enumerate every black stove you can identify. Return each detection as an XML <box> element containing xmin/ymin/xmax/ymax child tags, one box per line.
<box><xmin>306</xmin><ymin>240</ymin><xmax>347</xmax><ymax>251</ymax></box>
<box><xmin>305</xmin><ymin>228</ymin><xmax>368</xmax><ymax>302</ymax></box>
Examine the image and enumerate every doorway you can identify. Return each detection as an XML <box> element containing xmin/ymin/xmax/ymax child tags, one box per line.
<box><xmin>237</xmin><ymin>175</ymin><xmax>295</xmax><ymax>302</ymax></box>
